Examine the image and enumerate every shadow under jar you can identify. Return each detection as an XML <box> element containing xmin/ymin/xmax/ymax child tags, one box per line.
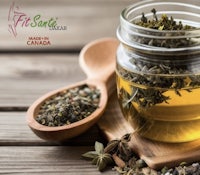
<box><xmin>116</xmin><ymin>0</ymin><xmax>200</xmax><ymax>142</ymax></box>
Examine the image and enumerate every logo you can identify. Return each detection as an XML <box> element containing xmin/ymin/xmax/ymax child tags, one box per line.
<box><xmin>8</xmin><ymin>2</ymin><xmax>67</xmax><ymax>46</ymax></box>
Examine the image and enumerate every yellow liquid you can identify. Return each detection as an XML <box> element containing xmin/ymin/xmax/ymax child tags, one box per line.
<box><xmin>117</xmin><ymin>75</ymin><xmax>200</xmax><ymax>142</ymax></box>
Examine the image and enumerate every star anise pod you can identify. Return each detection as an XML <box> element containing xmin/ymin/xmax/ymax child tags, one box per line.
<box><xmin>82</xmin><ymin>141</ymin><xmax>114</xmax><ymax>171</ymax></box>
<box><xmin>104</xmin><ymin>139</ymin><xmax>120</xmax><ymax>154</ymax></box>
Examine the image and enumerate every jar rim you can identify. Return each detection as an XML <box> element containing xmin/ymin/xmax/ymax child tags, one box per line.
<box><xmin>118</xmin><ymin>0</ymin><xmax>200</xmax><ymax>54</ymax></box>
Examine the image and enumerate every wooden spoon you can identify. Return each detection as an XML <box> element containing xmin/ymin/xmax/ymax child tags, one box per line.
<box><xmin>26</xmin><ymin>38</ymin><xmax>119</xmax><ymax>141</ymax></box>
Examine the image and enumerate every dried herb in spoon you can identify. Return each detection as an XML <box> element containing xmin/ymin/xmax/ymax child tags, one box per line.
<box><xmin>36</xmin><ymin>84</ymin><xmax>100</xmax><ymax>127</ymax></box>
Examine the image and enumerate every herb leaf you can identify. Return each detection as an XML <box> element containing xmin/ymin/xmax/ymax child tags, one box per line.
<box><xmin>82</xmin><ymin>151</ymin><xmax>98</xmax><ymax>159</ymax></box>
<box><xmin>95</xmin><ymin>141</ymin><xmax>104</xmax><ymax>154</ymax></box>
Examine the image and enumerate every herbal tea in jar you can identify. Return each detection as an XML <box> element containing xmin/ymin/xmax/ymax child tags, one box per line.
<box><xmin>116</xmin><ymin>0</ymin><xmax>200</xmax><ymax>142</ymax></box>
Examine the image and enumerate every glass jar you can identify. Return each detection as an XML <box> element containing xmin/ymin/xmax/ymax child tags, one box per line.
<box><xmin>116</xmin><ymin>0</ymin><xmax>200</xmax><ymax>142</ymax></box>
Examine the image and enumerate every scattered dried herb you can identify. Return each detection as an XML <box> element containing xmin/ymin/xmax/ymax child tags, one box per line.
<box><xmin>82</xmin><ymin>134</ymin><xmax>200</xmax><ymax>175</ymax></box>
<box><xmin>36</xmin><ymin>84</ymin><xmax>100</xmax><ymax>126</ymax></box>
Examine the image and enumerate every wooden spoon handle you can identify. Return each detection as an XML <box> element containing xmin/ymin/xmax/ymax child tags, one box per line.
<box><xmin>79</xmin><ymin>38</ymin><xmax>119</xmax><ymax>94</ymax></box>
